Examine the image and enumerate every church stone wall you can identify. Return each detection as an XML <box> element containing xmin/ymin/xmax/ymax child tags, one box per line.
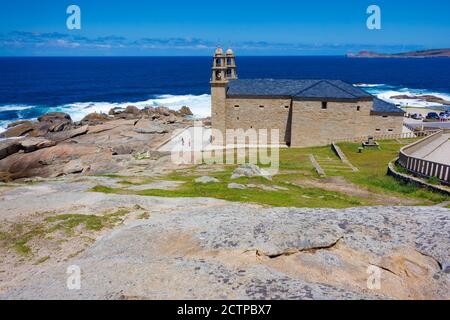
<box><xmin>290</xmin><ymin>100</ymin><xmax>373</xmax><ymax>147</ymax></box>
<box><xmin>224</xmin><ymin>97</ymin><xmax>292</xmax><ymax>144</ymax></box>
<box><xmin>370</xmin><ymin>114</ymin><xmax>404</xmax><ymax>135</ymax></box>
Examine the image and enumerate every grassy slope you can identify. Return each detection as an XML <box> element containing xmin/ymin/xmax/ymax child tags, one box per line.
<box><xmin>92</xmin><ymin>139</ymin><xmax>449</xmax><ymax>208</ymax></box>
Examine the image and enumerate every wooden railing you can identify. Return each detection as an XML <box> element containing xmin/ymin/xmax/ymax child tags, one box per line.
<box><xmin>397</xmin><ymin>130</ymin><xmax>450</xmax><ymax>185</ymax></box>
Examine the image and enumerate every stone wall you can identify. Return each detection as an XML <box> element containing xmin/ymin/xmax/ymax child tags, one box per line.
<box><xmin>211</xmin><ymin>83</ymin><xmax>227</xmax><ymax>143</ymax></box>
<box><xmin>290</xmin><ymin>100</ymin><xmax>373</xmax><ymax>147</ymax></box>
<box><xmin>211</xmin><ymin>93</ymin><xmax>404</xmax><ymax>147</ymax></box>
<box><xmin>370</xmin><ymin>114</ymin><xmax>404</xmax><ymax>135</ymax></box>
<box><xmin>224</xmin><ymin>98</ymin><xmax>292</xmax><ymax>144</ymax></box>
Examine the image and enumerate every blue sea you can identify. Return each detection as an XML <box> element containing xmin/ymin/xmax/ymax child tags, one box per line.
<box><xmin>1</xmin><ymin>56</ymin><xmax>450</xmax><ymax>131</ymax></box>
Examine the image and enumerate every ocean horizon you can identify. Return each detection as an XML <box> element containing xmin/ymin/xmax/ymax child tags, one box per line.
<box><xmin>1</xmin><ymin>56</ymin><xmax>450</xmax><ymax>131</ymax></box>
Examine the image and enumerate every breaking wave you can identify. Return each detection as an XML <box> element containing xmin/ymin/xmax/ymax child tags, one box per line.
<box><xmin>0</xmin><ymin>94</ymin><xmax>212</xmax><ymax>133</ymax></box>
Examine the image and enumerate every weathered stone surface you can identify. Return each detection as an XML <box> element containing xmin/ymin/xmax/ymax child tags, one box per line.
<box><xmin>111</xmin><ymin>145</ymin><xmax>135</xmax><ymax>155</ymax></box>
<box><xmin>124</xmin><ymin>105</ymin><xmax>140</xmax><ymax>115</ymax></box>
<box><xmin>178</xmin><ymin>106</ymin><xmax>193</xmax><ymax>116</ymax></box>
<box><xmin>1</xmin><ymin>113</ymin><xmax>74</xmax><ymax>139</ymax></box>
<box><xmin>20</xmin><ymin>137</ymin><xmax>56</xmax><ymax>153</ymax></box>
<box><xmin>164</xmin><ymin>114</ymin><xmax>178</xmax><ymax>124</ymax></box>
<box><xmin>0</xmin><ymin>139</ymin><xmax>23</xmax><ymax>160</ymax></box>
<box><xmin>228</xmin><ymin>183</ymin><xmax>247</xmax><ymax>189</ymax></box>
<box><xmin>38</xmin><ymin>112</ymin><xmax>73</xmax><ymax>133</ymax></box>
<box><xmin>195</xmin><ymin>176</ymin><xmax>220</xmax><ymax>184</ymax></box>
<box><xmin>0</xmin><ymin>122</ymin><xmax>37</xmax><ymax>138</ymax></box>
<box><xmin>155</xmin><ymin>106</ymin><xmax>171</xmax><ymax>116</ymax></box>
<box><xmin>80</xmin><ymin>113</ymin><xmax>109</xmax><ymax>126</ymax></box>
<box><xmin>126</xmin><ymin>180</ymin><xmax>185</xmax><ymax>191</ymax></box>
<box><xmin>231</xmin><ymin>164</ymin><xmax>272</xmax><ymax>180</ymax></box>
<box><xmin>0</xmin><ymin>189</ymin><xmax>447</xmax><ymax>300</ymax></box>
<box><xmin>134</xmin><ymin>119</ymin><xmax>168</xmax><ymax>134</ymax></box>
<box><xmin>6</xmin><ymin>120</ymin><xmax>32</xmax><ymax>129</ymax></box>
<box><xmin>0</xmin><ymin>143</ymin><xmax>98</xmax><ymax>180</ymax></box>
<box><xmin>46</xmin><ymin>125</ymin><xmax>89</xmax><ymax>142</ymax></box>
<box><xmin>37</xmin><ymin>112</ymin><xmax>72</xmax><ymax>124</ymax></box>
<box><xmin>109</xmin><ymin>107</ymin><xmax>125</xmax><ymax>116</ymax></box>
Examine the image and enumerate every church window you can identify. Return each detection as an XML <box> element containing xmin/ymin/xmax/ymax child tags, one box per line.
<box><xmin>321</xmin><ymin>102</ymin><xmax>327</xmax><ymax>109</ymax></box>
<box><xmin>357</xmin><ymin>106</ymin><xmax>361</xmax><ymax>111</ymax></box>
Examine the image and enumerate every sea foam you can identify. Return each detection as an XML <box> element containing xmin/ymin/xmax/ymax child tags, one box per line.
<box><xmin>0</xmin><ymin>94</ymin><xmax>212</xmax><ymax>133</ymax></box>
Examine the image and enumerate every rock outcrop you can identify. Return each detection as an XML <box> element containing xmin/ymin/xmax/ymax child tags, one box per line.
<box><xmin>0</xmin><ymin>105</ymin><xmax>193</xmax><ymax>181</ymax></box>
<box><xmin>231</xmin><ymin>164</ymin><xmax>272</xmax><ymax>180</ymax></box>
<box><xmin>178</xmin><ymin>106</ymin><xmax>193</xmax><ymax>116</ymax></box>
<box><xmin>0</xmin><ymin>187</ymin><xmax>447</xmax><ymax>300</ymax></box>
<box><xmin>195</xmin><ymin>176</ymin><xmax>220</xmax><ymax>184</ymax></box>
<box><xmin>80</xmin><ymin>113</ymin><xmax>110</xmax><ymax>126</ymax></box>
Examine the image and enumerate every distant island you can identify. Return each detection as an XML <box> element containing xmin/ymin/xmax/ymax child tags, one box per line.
<box><xmin>347</xmin><ymin>48</ymin><xmax>450</xmax><ymax>58</ymax></box>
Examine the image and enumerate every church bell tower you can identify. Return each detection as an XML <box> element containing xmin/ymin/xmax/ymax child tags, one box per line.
<box><xmin>210</xmin><ymin>48</ymin><xmax>237</xmax><ymax>140</ymax></box>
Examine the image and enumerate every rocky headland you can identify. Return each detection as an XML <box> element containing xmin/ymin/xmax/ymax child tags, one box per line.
<box><xmin>347</xmin><ymin>49</ymin><xmax>450</xmax><ymax>58</ymax></box>
<box><xmin>0</xmin><ymin>105</ymin><xmax>193</xmax><ymax>181</ymax></box>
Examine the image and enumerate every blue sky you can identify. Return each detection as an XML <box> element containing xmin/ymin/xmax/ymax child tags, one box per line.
<box><xmin>0</xmin><ymin>0</ymin><xmax>449</xmax><ymax>56</ymax></box>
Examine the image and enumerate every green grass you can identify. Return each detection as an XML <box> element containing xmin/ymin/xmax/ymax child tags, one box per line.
<box><xmin>0</xmin><ymin>209</ymin><xmax>130</xmax><ymax>256</ymax></box>
<box><xmin>92</xmin><ymin>166</ymin><xmax>365</xmax><ymax>209</ymax></box>
<box><xmin>336</xmin><ymin>141</ymin><xmax>448</xmax><ymax>203</ymax></box>
<box><xmin>91</xmin><ymin>139</ymin><xmax>449</xmax><ymax>208</ymax></box>
<box><xmin>427</xmin><ymin>176</ymin><xmax>441</xmax><ymax>186</ymax></box>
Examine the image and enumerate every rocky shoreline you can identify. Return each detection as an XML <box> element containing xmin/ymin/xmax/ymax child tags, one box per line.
<box><xmin>0</xmin><ymin>105</ymin><xmax>195</xmax><ymax>181</ymax></box>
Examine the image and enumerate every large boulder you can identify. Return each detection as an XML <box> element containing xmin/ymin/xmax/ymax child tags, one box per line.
<box><xmin>0</xmin><ymin>139</ymin><xmax>23</xmax><ymax>160</ymax></box>
<box><xmin>155</xmin><ymin>106</ymin><xmax>171</xmax><ymax>116</ymax></box>
<box><xmin>109</xmin><ymin>107</ymin><xmax>125</xmax><ymax>116</ymax></box>
<box><xmin>0</xmin><ymin>122</ymin><xmax>37</xmax><ymax>138</ymax></box>
<box><xmin>37</xmin><ymin>112</ymin><xmax>72</xmax><ymax>123</ymax></box>
<box><xmin>0</xmin><ymin>143</ymin><xmax>98</xmax><ymax>180</ymax></box>
<box><xmin>142</xmin><ymin>106</ymin><xmax>156</xmax><ymax>115</ymax></box>
<box><xmin>111</xmin><ymin>145</ymin><xmax>135</xmax><ymax>155</ymax></box>
<box><xmin>80</xmin><ymin>113</ymin><xmax>109</xmax><ymax>126</ymax></box>
<box><xmin>134</xmin><ymin>119</ymin><xmax>168</xmax><ymax>134</ymax></box>
<box><xmin>7</xmin><ymin>120</ymin><xmax>32</xmax><ymax>129</ymax></box>
<box><xmin>164</xmin><ymin>114</ymin><xmax>178</xmax><ymax>124</ymax></box>
<box><xmin>0</xmin><ymin>137</ymin><xmax>56</xmax><ymax>160</ymax></box>
<box><xmin>20</xmin><ymin>137</ymin><xmax>56</xmax><ymax>153</ymax></box>
<box><xmin>231</xmin><ymin>164</ymin><xmax>272</xmax><ymax>180</ymax></box>
<box><xmin>178</xmin><ymin>106</ymin><xmax>193</xmax><ymax>116</ymax></box>
<box><xmin>1</xmin><ymin>112</ymin><xmax>74</xmax><ymax>139</ymax></box>
<box><xmin>38</xmin><ymin>112</ymin><xmax>73</xmax><ymax>132</ymax></box>
<box><xmin>124</xmin><ymin>105</ymin><xmax>140</xmax><ymax>115</ymax></box>
<box><xmin>195</xmin><ymin>176</ymin><xmax>220</xmax><ymax>184</ymax></box>
<box><xmin>46</xmin><ymin>125</ymin><xmax>89</xmax><ymax>143</ymax></box>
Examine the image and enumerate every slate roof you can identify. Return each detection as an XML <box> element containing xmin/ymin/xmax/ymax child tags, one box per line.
<box><xmin>227</xmin><ymin>79</ymin><xmax>404</xmax><ymax>114</ymax></box>
<box><xmin>372</xmin><ymin>98</ymin><xmax>405</xmax><ymax>114</ymax></box>
<box><xmin>227</xmin><ymin>79</ymin><xmax>373</xmax><ymax>100</ymax></box>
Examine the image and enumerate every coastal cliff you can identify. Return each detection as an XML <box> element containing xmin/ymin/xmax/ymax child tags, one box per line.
<box><xmin>347</xmin><ymin>49</ymin><xmax>450</xmax><ymax>58</ymax></box>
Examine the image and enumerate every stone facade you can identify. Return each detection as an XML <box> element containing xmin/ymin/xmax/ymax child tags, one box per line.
<box><xmin>291</xmin><ymin>100</ymin><xmax>374</xmax><ymax>147</ymax></box>
<box><xmin>370</xmin><ymin>114</ymin><xmax>404</xmax><ymax>135</ymax></box>
<box><xmin>210</xmin><ymin>49</ymin><xmax>404</xmax><ymax>147</ymax></box>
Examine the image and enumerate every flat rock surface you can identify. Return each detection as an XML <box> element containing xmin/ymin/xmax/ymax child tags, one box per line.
<box><xmin>0</xmin><ymin>179</ymin><xmax>448</xmax><ymax>300</ymax></box>
<box><xmin>126</xmin><ymin>180</ymin><xmax>185</xmax><ymax>191</ymax></box>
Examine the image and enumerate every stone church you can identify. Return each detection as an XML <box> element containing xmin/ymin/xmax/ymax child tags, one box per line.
<box><xmin>210</xmin><ymin>48</ymin><xmax>405</xmax><ymax>147</ymax></box>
